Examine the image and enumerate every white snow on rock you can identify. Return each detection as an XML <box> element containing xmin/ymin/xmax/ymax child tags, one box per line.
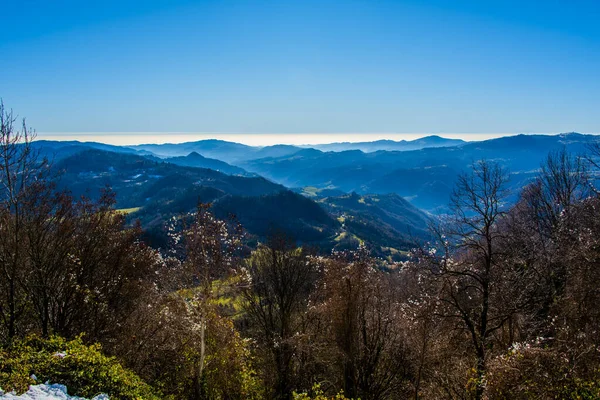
<box><xmin>0</xmin><ymin>384</ymin><xmax>108</xmax><ymax>400</ymax></box>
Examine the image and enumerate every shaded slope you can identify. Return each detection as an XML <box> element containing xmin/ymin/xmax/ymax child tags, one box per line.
<box><xmin>54</xmin><ymin>150</ymin><xmax>339</xmax><ymax>248</ymax></box>
<box><xmin>165</xmin><ymin>152</ymin><xmax>249</xmax><ymax>175</ymax></box>
<box><xmin>213</xmin><ymin>191</ymin><xmax>340</xmax><ymax>244</ymax></box>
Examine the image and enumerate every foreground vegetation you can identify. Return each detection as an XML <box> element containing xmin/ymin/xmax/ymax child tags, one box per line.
<box><xmin>1</xmin><ymin>102</ymin><xmax>600</xmax><ymax>399</ymax></box>
<box><xmin>0</xmin><ymin>336</ymin><xmax>160</xmax><ymax>399</ymax></box>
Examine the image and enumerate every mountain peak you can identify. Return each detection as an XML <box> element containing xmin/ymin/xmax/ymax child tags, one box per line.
<box><xmin>186</xmin><ymin>151</ymin><xmax>205</xmax><ymax>158</ymax></box>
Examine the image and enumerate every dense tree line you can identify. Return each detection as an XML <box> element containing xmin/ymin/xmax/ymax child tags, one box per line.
<box><xmin>1</xmin><ymin>102</ymin><xmax>600</xmax><ymax>399</ymax></box>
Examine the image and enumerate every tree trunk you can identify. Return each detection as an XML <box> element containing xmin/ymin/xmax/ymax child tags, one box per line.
<box><xmin>194</xmin><ymin>316</ymin><xmax>207</xmax><ymax>399</ymax></box>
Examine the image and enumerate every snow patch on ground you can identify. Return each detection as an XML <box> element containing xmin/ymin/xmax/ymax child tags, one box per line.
<box><xmin>0</xmin><ymin>384</ymin><xmax>108</xmax><ymax>400</ymax></box>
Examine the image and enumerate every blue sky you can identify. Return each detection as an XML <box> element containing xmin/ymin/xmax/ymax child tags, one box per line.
<box><xmin>1</xmin><ymin>0</ymin><xmax>599</xmax><ymax>139</ymax></box>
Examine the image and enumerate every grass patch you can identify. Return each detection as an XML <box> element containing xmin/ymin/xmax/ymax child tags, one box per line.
<box><xmin>301</xmin><ymin>186</ymin><xmax>320</xmax><ymax>197</ymax></box>
<box><xmin>116</xmin><ymin>207</ymin><xmax>141</xmax><ymax>214</ymax></box>
<box><xmin>334</xmin><ymin>231</ymin><xmax>348</xmax><ymax>242</ymax></box>
<box><xmin>334</xmin><ymin>231</ymin><xmax>364</xmax><ymax>245</ymax></box>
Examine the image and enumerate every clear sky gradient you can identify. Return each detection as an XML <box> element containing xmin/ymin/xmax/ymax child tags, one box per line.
<box><xmin>1</xmin><ymin>0</ymin><xmax>599</xmax><ymax>142</ymax></box>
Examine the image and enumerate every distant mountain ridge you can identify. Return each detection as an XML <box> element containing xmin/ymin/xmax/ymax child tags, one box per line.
<box><xmin>33</xmin><ymin>132</ymin><xmax>600</xmax><ymax>214</ymax></box>
<box><xmin>240</xmin><ymin>133</ymin><xmax>600</xmax><ymax>211</ymax></box>
<box><xmin>126</xmin><ymin>135</ymin><xmax>467</xmax><ymax>162</ymax></box>
<box><xmin>32</xmin><ymin>140</ymin><xmax>144</xmax><ymax>161</ymax></box>
<box><xmin>128</xmin><ymin>140</ymin><xmax>304</xmax><ymax>164</ymax></box>
<box><xmin>306</xmin><ymin>135</ymin><xmax>465</xmax><ymax>152</ymax></box>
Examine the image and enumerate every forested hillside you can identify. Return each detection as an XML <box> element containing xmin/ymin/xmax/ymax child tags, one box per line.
<box><xmin>43</xmin><ymin>147</ymin><xmax>429</xmax><ymax>256</ymax></box>
<box><xmin>241</xmin><ymin>133</ymin><xmax>599</xmax><ymax>211</ymax></box>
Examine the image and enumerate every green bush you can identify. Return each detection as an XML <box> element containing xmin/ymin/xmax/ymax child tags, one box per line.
<box><xmin>0</xmin><ymin>335</ymin><xmax>160</xmax><ymax>400</ymax></box>
<box><xmin>293</xmin><ymin>384</ymin><xmax>357</xmax><ymax>400</ymax></box>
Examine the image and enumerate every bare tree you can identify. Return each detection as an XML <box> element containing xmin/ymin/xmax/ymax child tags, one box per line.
<box><xmin>317</xmin><ymin>248</ymin><xmax>413</xmax><ymax>400</ymax></box>
<box><xmin>585</xmin><ymin>138</ymin><xmax>600</xmax><ymax>191</ymax></box>
<box><xmin>0</xmin><ymin>100</ymin><xmax>49</xmax><ymax>340</ymax></box>
<box><xmin>508</xmin><ymin>148</ymin><xmax>592</xmax><ymax>331</ymax></box>
<box><xmin>421</xmin><ymin>160</ymin><xmax>512</xmax><ymax>399</ymax></box>
<box><xmin>526</xmin><ymin>148</ymin><xmax>590</xmax><ymax>237</ymax></box>
<box><xmin>175</xmin><ymin>202</ymin><xmax>243</xmax><ymax>399</ymax></box>
<box><xmin>241</xmin><ymin>234</ymin><xmax>317</xmax><ymax>400</ymax></box>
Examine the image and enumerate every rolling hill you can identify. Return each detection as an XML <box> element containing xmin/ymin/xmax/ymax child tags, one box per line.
<box><xmin>241</xmin><ymin>133</ymin><xmax>600</xmax><ymax>211</ymax></box>
<box><xmin>32</xmin><ymin>140</ymin><xmax>146</xmax><ymax>161</ymax></box>
<box><xmin>128</xmin><ymin>136</ymin><xmax>466</xmax><ymax>163</ymax></box>
<box><xmin>164</xmin><ymin>152</ymin><xmax>249</xmax><ymax>175</ymax></box>
<box><xmin>50</xmin><ymin>148</ymin><xmax>430</xmax><ymax>257</ymax></box>
<box><xmin>128</xmin><ymin>140</ymin><xmax>303</xmax><ymax>163</ymax></box>
<box><xmin>53</xmin><ymin>149</ymin><xmax>340</xmax><ymax>247</ymax></box>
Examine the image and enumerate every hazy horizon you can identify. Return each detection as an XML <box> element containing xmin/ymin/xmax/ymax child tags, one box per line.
<box><xmin>34</xmin><ymin>131</ymin><xmax>597</xmax><ymax>147</ymax></box>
